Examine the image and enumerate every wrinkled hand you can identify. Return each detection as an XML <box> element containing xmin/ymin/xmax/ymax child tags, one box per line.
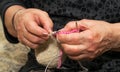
<box><xmin>57</xmin><ymin>19</ymin><xmax>112</xmax><ymax>60</ymax></box>
<box><xmin>14</xmin><ymin>8</ymin><xmax>53</xmax><ymax>48</ymax></box>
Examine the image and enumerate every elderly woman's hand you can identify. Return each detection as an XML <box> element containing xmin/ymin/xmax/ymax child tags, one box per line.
<box><xmin>13</xmin><ymin>8</ymin><xmax>53</xmax><ymax>48</ymax></box>
<box><xmin>57</xmin><ymin>19</ymin><xmax>113</xmax><ymax>60</ymax></box>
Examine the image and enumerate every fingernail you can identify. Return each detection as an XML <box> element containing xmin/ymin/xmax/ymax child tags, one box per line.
<box><xmin>43</xmin><ymin>33</ymin><xmax>48</xmax><ymax>37</ymax></box>
<box><xmin>48</xmin><ymin>29</ymin><xmax>52</xmax><ymax>33</ymax></box>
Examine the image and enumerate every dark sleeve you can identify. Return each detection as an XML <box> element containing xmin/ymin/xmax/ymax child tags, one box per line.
<box><xmin>0</xmin><ymin>0</ymin><xmax>25</xmax><ymax>43</ymax></box>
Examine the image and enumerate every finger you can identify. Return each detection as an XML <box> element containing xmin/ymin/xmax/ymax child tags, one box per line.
<box><xmin>24</xmin><ymin>21</ymin><xmax>49</xmax><ymax>37</ymax></box>
<box><xmin>23</xmin><ymin>26</ymin><xmax>48</xmax><ymax>44</ymax></box>
<box><xmin>24</xmin><ymin>33</ymin><xmax>46</xmax><ymax>44</ymax></box>
<box><xmin>68</xmin><ymin>54</ymin><xmax>89</xmax><ymax>60</ymax></box>
<box><xmin>57</xmin><ymin>33</ymin><xmax>81</xmax><ymax>44</ymax></box>
<box><xmin>35</xmin><ymin>10</ymin><xmax>53</xmax><ymax>32</ymax></box>
<box><xmin>17</xmin><ymin>21</ymin><xmax>46</xmax><ymax>47</ymax></box>
<box><xmin>60</xmin><ymin>20</ymin><xmax>88</xmax><ymax>32</ymax></box>
<box><xmin>57</xmin><ymin>32</ymin><xmax>91</xmax><ymax>44</ymax></box>
<box><xmin>61</xmin><ymin>44</ymin><xmax>86</xmax><ymax>56</ymax></box>
<box><xmin>63</xmin><ymin>21</ymin><xmax>77</xmax><ymax>31</ymax></box>
<box><xmin>77</xmin><ymin>19</ymin><xmax>101</xmax><ymax>30</ymax></box>
<box><xmin>18</xmin><ymin>34</ymin><xmax>39</xmax><ymax>49</ymax></box>
<box><xmin>58</xmin><ymin>30</ymin><xmax>93</xmax><ymax>44</ymax></box>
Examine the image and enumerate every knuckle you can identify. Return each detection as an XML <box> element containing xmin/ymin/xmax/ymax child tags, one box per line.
<box><xmin>81</xmin><ymin>19</ymin><xmax>87</xmax><ymax>22</ymax></box>
<box><xmin>42</xmin><ymin>11</ymin><xmax>49</xmax><ymax>16</ymax></box>
<box><xmin>87</xmin><ymin>34</ymin><xmax>94</xmax><ymax>41</ymax></box>
<box><xmin>67</xmin><ymin>21</ymin><xmax>75</xmax><ymax>25</ymax></box>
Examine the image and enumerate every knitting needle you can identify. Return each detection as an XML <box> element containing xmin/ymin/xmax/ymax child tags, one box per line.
<box><xmin>75</xmin><ymin>21</ymin><xmax>80</xmax><ymax>32</ymax></box>
<box><xmin>76</xmin><ymin>21</ymin><xmax>78</xmax><ymax>29</ymax></box>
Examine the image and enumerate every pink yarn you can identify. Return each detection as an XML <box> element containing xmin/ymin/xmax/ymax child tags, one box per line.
<box><xmin>55</xmin><ymin>29</ymin><xmax>79</xmax><ymax>68</ymax></box>
<box><xmin>57</xmin><ymin>29</ymin><xmax>79</xmax><ymax>34</ymax></box>
<box><xmin>57</xmin><ymin>50</ymin><xmax>63</xmax><ymax>68</ymax></box>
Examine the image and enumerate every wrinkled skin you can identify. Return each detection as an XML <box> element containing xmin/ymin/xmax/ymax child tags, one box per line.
<box><xmin>13</xmin><ymin>8</ymin><xmax>53</xmax><ymax>48</ymax></box>
<box><xmin>57</xmin><ymin>19</ymin><xmax>113</xmax><ymax>61</ymax></box>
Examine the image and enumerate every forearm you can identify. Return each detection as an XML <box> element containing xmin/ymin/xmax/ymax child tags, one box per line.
<box><xmin>110</xmin><ymin>23</ymin><xmax>120</xmax><ymax>51</ymax></box>
<box><xmin>5</xmin><ymin>5</ymin><xmax>25</xmax><ymax>37</ymax></box>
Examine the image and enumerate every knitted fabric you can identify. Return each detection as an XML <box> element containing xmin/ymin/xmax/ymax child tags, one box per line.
<box><xmin>35</xmin><ymin>33</ymin><xmax>66</xmax><ymax>68</ymax></box>
<box><xmin>35</xmin><ymin>29</ymin><xmax>79</xmax><ymax>68</ymax></box>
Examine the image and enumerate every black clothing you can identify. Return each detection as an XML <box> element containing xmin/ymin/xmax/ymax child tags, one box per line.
<box><xmin>0</xmin><ymin>0</ymin><xmax>120</xmax><ymax>72</ymax></box>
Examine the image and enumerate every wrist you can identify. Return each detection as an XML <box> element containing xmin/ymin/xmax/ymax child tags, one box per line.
<box><xmin>5</xmin><ymin>5</ymin><xmax>25</xmax><ymax>37</ymax></box>
<box><xmin>12</xmin><ymin>9</ymin><xmax>24</xmax><ymax>31</ymax></box>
